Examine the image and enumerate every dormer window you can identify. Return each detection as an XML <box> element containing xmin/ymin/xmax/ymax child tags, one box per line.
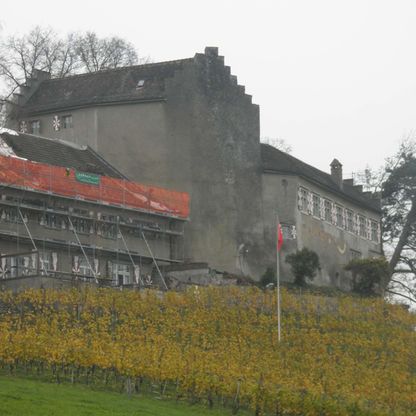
<box><xmin>62</xmin><ymin>115</ymin><xmax>73</xmax><ymax>129</ymax></box>
<box><xmin>30</xmin><ymin>120</ymin><xmax>40</xmax><ymax>135</ymax></box>
<box><xmin>136</xmin><ymin>80</ymin><xmax>145</xmax><ymax>89</ymax></box>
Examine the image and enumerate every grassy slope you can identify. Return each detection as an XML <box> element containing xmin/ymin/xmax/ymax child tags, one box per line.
<box><xmin>0</xmin><ymin>375</ymin><xmax>242</xmax><ymax>416</ymax></box>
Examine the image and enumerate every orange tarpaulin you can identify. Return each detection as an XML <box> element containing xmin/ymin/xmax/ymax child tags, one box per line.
<box><xmin>0</xmin><ymin>155</ymin><xmax>190</xmax><ymax>219</ymax></box>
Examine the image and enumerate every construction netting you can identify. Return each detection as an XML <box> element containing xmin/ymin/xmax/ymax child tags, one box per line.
<box><xmin>0</xmin><ymin>155</ymin><xmax>190</xmax><ymax>219</ymax></box>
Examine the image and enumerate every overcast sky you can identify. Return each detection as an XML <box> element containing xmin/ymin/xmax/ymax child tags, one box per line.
<box><xmin>1</xmin><ymin>0</ymin><xmax>415</xmax><ymax>177</ymax></box>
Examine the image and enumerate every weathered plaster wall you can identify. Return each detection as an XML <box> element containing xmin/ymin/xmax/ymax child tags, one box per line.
<box><xmin>27</xmin><ymin>50</ymin><xmax>266</xmax><ymax>277</ymax></box>
<box><xmin>261</xmin><ymin>173</ymin><xmax>298</xmax><ymax>280</ymax></box>
<box><xmin>20</xmin><ymin>107</ymin><xmax>99</xmax><ymax>149</ymax></box>
<box><xmin>262</xmin><ymin>173</ymin><xmax>382</xmax><ymax>288</ymax></box>
<box><xmin>160</xmin><ymin>50</ymin><xmax>264</xmax><ymax>277</ymax></box>
<box><xmin>296</xmin><ymin>177</ymin><xmax>381</xmax><ymax>289</ymax></box>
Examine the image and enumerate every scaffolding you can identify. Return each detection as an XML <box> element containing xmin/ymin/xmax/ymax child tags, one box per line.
<box><xmin>0</xmin><ymin>157</ymin><xmax>188</xmax><ymax>290</ymax></box>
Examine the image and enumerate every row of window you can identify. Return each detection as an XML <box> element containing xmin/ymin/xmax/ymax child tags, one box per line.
<box><xmin>0</xmin><ymin>252</ymin><xmax>150</xmax><ymax>286</ymax></box>
<box><xmin>0</xmin><ymin>208</ymin><xmax>165</xmax><ymax>241</ymax></box>
<box><xmin>0</xmin><ymin>195</ymin><xmax>167</xmax><ymax>232</ymax></box>
<box><xmin>19</xmin><ymin>115</ymin><xmax>73</xmax><ymax>135</ymax></box>
<box><xmin>298</xmin><ymin>187</ymin><xmax>380</xmax><ymax>243</ymax></box>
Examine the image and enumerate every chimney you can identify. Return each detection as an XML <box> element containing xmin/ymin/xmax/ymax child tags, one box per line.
<box><xmin>204</xmin><ymin>46</ymin><xmax>219</xmax><ymax>57</ymax></box>
<box><xmin>330</xmin><ymin>158</ymin><xmax>343</xmax><ymax>188</ymax></box>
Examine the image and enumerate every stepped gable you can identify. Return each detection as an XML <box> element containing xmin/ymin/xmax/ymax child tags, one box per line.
<box><xmin>261</xmin><ymin>143</ymin><xmax>380</xmax><ymax>212</ymax></box>
<box><xmin>0</xmin><ymin>129</ymin><xmax>126</xmax><ymax>179</ymax></box>
<box><xmin>21</xmin><ymin>58</ymin><xmax>193</xmax><ymax>115</ymax></box>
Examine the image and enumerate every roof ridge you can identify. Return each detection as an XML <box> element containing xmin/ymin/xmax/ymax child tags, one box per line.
<box><xmin>41</xmin><ymin>57</ymin><xmax>194</xmax><ymax>84</ymax></box>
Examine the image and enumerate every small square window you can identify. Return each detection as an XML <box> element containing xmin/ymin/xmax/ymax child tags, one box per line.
<box><xmin>62</xmin><ymin>115</ymin><xmax>73</xmax><ymax>129</ymax></box>
<box><xmin>30</xmin><ymin>120</ymin><xmax>40</xmax><ymax>135</ymax></box>
<box><xmin>281</xmin><ymin>223</ymin><xmax>296</xmax><ymax>240</ymax></box>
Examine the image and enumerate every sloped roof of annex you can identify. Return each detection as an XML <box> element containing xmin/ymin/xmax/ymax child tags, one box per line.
<box><xmin>260</xmin><ymin>143</ymin><xmax>381</xmax><ymax>213</ymax></box>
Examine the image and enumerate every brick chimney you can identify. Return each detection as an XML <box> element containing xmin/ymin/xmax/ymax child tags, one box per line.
<box><xmin>330</xmin><ymin>158</ymin><xmax>343</xmax><ymax>188</ymax></box>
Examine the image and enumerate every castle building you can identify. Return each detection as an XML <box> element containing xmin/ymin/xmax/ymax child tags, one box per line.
<box><xmin>6</xmin><ymin>47</ymin><xmax>382</xmax><ymax>288</ymax></box>
<box><xmin>0</xmin><ymin>128</ymin><xmax>188</xmax><ymax>291</ymax></box>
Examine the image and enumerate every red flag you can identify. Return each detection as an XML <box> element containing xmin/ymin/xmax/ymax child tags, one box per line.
<box><xmin>277</xmin><ymin>224</ymin><xmax>283</xmax><ymax>252</ymax></box>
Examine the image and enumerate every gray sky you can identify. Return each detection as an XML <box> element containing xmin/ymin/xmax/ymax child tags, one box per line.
<box><xmin>1</xmin><ymin>0</ymin><xmax>415</xmax><ymax>177</ymax></box>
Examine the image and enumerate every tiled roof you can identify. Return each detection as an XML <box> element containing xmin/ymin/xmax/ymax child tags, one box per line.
<box><xmin>261</xmin><ymin>143</ymin><xmax>381</xmax><ymax>212</ymax></box>
<box><xmin>22</xmin><ymin>58</ymin><xmax>193</xmax><ymax>115</ymax></box>
<box><xmin>0</xmin><ymin>130</ymin><xmax>126</xmax><ymax>179</ymax></box>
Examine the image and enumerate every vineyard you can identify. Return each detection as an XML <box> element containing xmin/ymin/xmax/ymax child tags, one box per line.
<box><xmin>0</xmin><ymin>287</ymin><xmax>414</xmax><ymax>415</ymax></box>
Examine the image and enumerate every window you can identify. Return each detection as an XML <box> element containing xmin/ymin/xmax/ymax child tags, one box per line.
<box><xmin>298</xmin><ymin>187</ymin><xmax>308</xmax><ymax>212</ymax></box>
<box><xmin>73</xmin><ymin>256</ymin><xmax>95</xmax><ymax>277</ymax></box>
<box><xmin>30</xmin><ymin>120</ymin><xmax>40</xmax><ymax>135</ymax></box>
<box><xmin>0</xmin><ymin>207</ymin><xmax>23</xmax><ymax>223</ymax></box>
<box><xmin>42</xmin><ymin>213</ymin><xmax>65</xmax><ymax>229</ymax></box>
<box><xmin>136</xmin><ymin>79</ymin><xmax>145</xmax><ymax>89</ymax></box>
<box><xmin>97</xmin><ymin>223</ymin><xmax>117</xmax><ymax>239</ymax></box>
<box><xmin>346</xmin><ymin>209</ymin><xmax>354</xmax><ymax>232</ymax></box>
<box><xmin>312</xmin><ymin>194</ymin><xmax>320</xmax><ymax>217</ymax></box>
<box><xmin>358</xmin><ymin>216</ymin><xmax>367</xmax><ymax>238</ymax></box>
<box><xmin>39</xmin><ymin>252</ymin><xmax>58</xmax><ymax>274</ymax></box>
<box><xmin>62</xmin><ymin>115</ymin><xmax>73</xmax><ymax>129</ymax></box>
<box><xmin>111</xmin><ymin>263</ymin><xmax>131</xmax><ymax>286</ymax></box>
<box><xmin>281</xmin><ymin>224</ymin><xmax>296</xmax><ymax>240</ymax></box>
<box><xmin>324</xmin><ymin>199</ymin><xmax>332</xmax><ymax>222</ymax></box>
<box><xmin>79</xmin><ymin>258</ymin><xmax>92</xmax><ymax>277</ymax></box>
<box><xmin>335</xmin><ymin>205</ymin><xmax>344</xmax><ymax>228</ymax></box>
<box><xmin>70</xmin><ymin>218</ymin><xmax>92</xmax><ymax>234</ymax></box>
<box><xmin>370</xmin><ymin>221</ymin><xmax>379</xmax><ymax>242</ymax></box>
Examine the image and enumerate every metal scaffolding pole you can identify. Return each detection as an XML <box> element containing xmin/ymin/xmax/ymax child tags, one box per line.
<box><xmin>18</xmin><ymin>207</ymin><xmax>48</xmax><ymax>276</ymax></box>
<box><xmin>67</xmin><ymin>216</ymin><xmax>98</xmax><ymax>284</ymax></box>
<box><xmin>117</xmin><ymin>224</ymin><xmax>144</xmax><ymax>287</ymax></box>
<box><xmin>141</xmin><ymin>230</ymin><xmax>168</xmax><ymax>290</ymax></box>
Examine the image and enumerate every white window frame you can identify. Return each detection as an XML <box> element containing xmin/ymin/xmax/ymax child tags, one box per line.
<box><xmin>298</xmin><ymin>187</ymin><xmax>308</xmax><ymax>213</ymax></box>
<box><xmin>312</xmin><ymin>194</ymin><xmax>320</xmax><ymax>218</ymax></box>
<box><xmin>112</xmin><ymin>263</ymin><xmax>131</xmax><ymax>285</ymax></box>
<box><xmin>345</xmin><ymin>209</ymin><xmax>354</xmax><ymax>233</ymax></box>
<box><xmin>323</xmin><ymin>199</ymin><xmax>332</xmax><ymax>223</ymax></box>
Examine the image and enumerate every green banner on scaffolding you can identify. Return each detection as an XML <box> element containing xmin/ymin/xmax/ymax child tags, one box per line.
<box><xmin>75</xmin><ymin>171</ymin><xmax>100</xmax><ymax>186</ymax></box>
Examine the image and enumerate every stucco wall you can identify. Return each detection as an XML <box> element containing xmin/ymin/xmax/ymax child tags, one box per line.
<box><xmin>23</xmin><ymin>107</ymin><xmax>99</xmax><ymax>149</ymax></box>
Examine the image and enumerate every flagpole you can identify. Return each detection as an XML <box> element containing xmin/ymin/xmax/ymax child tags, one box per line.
<box><xmin>276</xmin><ymin>214</ymin><xmax>281</xmax><ymax>343</ymax></box>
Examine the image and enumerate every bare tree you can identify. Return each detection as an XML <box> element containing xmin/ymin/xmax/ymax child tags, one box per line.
<box><xmin>0</xmin><ymin>27</ymin><xmax>57</xmax><ymax>96</ymax></box>
<box><xmin>0</xmin><ymin>26</ymin><xmax>145</xmax><ymax>100</ymax></box>
<box><xmin>379</xmin><ymin>137</ymin><xmax>416</xmax><ymax>305</ymax></box>
<box><xmin>0</xmin><ymin>27</ymin><xmax>147</xmax><ymax>127</ymax></box>
<box><xmin>261</xmin><ymin>137</ymin><xmax>292</xmax><ymax>153</ymax></box>
<box><xmin>74</xmin><ymin>32</ymin><xmax>142</xmax><ymax>73</ymax></box>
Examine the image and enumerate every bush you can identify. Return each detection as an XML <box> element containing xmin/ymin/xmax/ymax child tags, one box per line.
<box><xmin>260</xmin><ymin>266</ymin><xmax>276</xmax><ymax>288</ymax></box>
<box><xmin>285</xmin><ymin>248</ymin><xmax>320</xmax><ymax>286</ymax></box>
<box><xmin>344</xmin><ymin>257</ymin><xmax>390</xmax><ymax>296</ymax></box>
